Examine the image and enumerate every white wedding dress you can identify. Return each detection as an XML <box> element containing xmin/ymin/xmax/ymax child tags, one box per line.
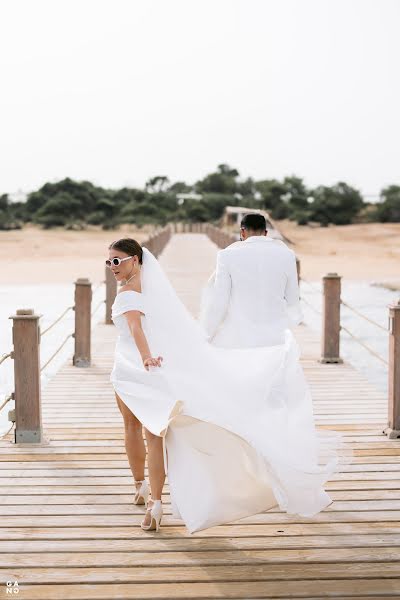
<box><xmin>110</xmin><ymin>247</ymin><xmax>347</xmax><ymax>533</ymax></box>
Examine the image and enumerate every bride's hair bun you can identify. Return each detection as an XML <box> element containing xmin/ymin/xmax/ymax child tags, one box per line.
<box><xmin>109</xmin><ymin>238</ymin><xmax>143</xmax><ymax>264</ymax></box>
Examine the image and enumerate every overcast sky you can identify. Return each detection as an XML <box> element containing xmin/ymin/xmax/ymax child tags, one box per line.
<box><xmin>0</xmin><ymin>0</ymin><xmax>399</xmax><ymax>198</ymax></box>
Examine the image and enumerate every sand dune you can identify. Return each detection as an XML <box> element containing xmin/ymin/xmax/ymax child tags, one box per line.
<box><xmin>0</xmin><ymin>225</ymin><xmax>150</xmax><ymax>284</ymax></box>
<box><xmin>278</xmin><ymin>220</ymin><xmax>400</xmax><ymax>285</ymax></box>
<box><xmin>0</xmin><ymin>222</ymin><xmax>399</xmax><ymax>285</ymax></box>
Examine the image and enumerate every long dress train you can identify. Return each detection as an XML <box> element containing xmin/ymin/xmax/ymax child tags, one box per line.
<box><xmin>110</xmin><ymin>247</ymin><xmax>349</xmax><ymax>533</ymax></box>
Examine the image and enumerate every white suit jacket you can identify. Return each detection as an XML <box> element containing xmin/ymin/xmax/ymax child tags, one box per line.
<box><xmin>202</xmin><ymin>235</ymin><xmax>303</xmax><ymax>348</ymax></box>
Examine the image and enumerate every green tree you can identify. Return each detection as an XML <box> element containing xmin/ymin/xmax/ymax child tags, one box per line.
<box><xmin>309</xmin><ymin>182</ymin><xmax>364</xmax><ymax>225</ymax></box>
<box><xmin>283</xmin><ymin>176</ymin><xmax>309</xmax><ymax>210</ymax></box>
<box><xmin>237</xmin><ymin>177</ymin><xmax>256</xmax><ymax>198</ymax></box>
<box><xmin>25</xmin><ymin>178</ymin><xmax>107</xmax><ymax>222</ymax></box>
<box><xmin>201</xmin><ymin>193</ymin><xmax>238</xmax><ymax>220</ymax></box>
<box><xmin>0</xmin><ymin>170</ymin><xmax>379</xmax><ymax>230</ymax></box>
<box><xmin>113</xmin><ymin>187</ymin><xmax>145</xmax><ymax>205</ymax></box>
<box><xmin>145</xmin><ymin>176</ymin><xmax>170</xmax><ymax>194</ymax></box>
<box><xmin>255</xmin><ymin>179</ymin><xmax>289</xmax><ymax>219</ymax></box>
<box><xmin>196</xmin><ymin>164</ymin><xmax>239</xmax><ymax>195</ymax></box>
<box><xmin>0</xmin><ymin>194</ymin><xmax>9</xmax><ymax>211</ymax></box>
<box><xmin>168</xmin><ymin>181</ymin><xmax>192</xmax><ymax>194</ymax></box>
<box><xmin>217</xmin><ymin>163</ymin><xmax>239</xmax><ymax>177</ymax></box>
<box><xmin>25</xmin><ymin>190</ymin><xmax>49</xmax><ymax>214</ymax></box>
<box><xmin>183</xmin><ymin>200</ymin><xmax>209</xmax><ymax>222</ymax></box>
<box><xmin>96</xmin><ymin>198</ymin><xmax>116</xmax><ymax>219</ymax></box>
<box><xmin>34</xmin><ymin>192</ymin><xmax>84</xmax><ymax>227</ymax></box>
<box><xmin>376</xmin><ymin>185</ymin><xmax>400</xmax><ymax>222</ymax></box>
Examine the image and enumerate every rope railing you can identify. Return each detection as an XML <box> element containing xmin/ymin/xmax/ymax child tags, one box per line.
<box><xmin>41</xmin><ymin>305</ymin><xmax>74</xmax><ymax>337</ymax></box>
<box><xmin>0</xmin><ymin>421</ymin><xmax>15</xmax><ymax>439</ymax></box>
<box><xmin>301</xmin><ymin>278</ymin><xmax>321</xmax><ymax>293</ymax></box>
<box><xmin>0</xmin><ymin>352</ymin><xmax>12</xmax><ymax>366</ymax></box>
<box><xmin>93</xmin><ymin>280</ymin><xmax>105</xmax><ymax>293</ymax></box>
<box><xmin>0</xmin><ymin>393</ymin><xmax>13</xmax><ymax>413</ymax></box>
<box><xmin>301</xmin><ymin>295</ymin><xmax>322</xmax><ymax>315</ymax></box>
<box><xmin>340</xmin><ymin>299</ymin><xmax>387</xmax><ymax>333</ymax></box>
<box><xmin>299</xmin><ymin>274</ymin><xmax>388</xmax><ymax>365</ymax></box>
<box><xmin>91</xmin><ymin>299</ymin><xmax>106</xmax><ymax>318</ymax></box>
<box><xmin>40</xmin><ymin>332</ymin><xmax>74</xmax><ymax>372</ymax></box>
<box><xmin>0</xmin><ymin>355</ymin><xmax>15</xmax><ymax>440</ymax></box>
<box><xmin>40</xmin><ymin>281</ymin><xmax>105</xmax><ymax>339</ymax></box>
<box><xmin>301</xmin><ymin>277</ymin><xmax>387</xmax><ymax>333</ymax></box>
<box><xmin>340</xmin><ymin>324</ymin><xmax>388</xmax><ymax>365</ymax></box>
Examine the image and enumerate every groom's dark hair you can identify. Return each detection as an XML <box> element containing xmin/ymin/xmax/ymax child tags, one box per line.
<box><xmin>240</xmin><ymin>213</ymin><xmax>266</xmax><ymax>232</ymax></box>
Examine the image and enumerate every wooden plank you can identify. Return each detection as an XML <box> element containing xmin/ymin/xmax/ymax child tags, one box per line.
<box><xmin>0</xmin><ymin>515</ymin><xmax>399</xmax><ymax>532</ymax></box>
<box><xmin>2</xmin><ymin>480</ymin><xmax>400</xmax><ymax>494</ymax></box>
<box><xmin>3</xmin><ymin>473</ymin><xmax>400</xmax><ymax>486</ymax></box>
<box><xmin>2</xmin><ymin>499</ymin><xmax>400</xmax><ymax>515</ymax></box>
<box><xmin>3</xmin><ymin>463</ymin><xmax>400</xmax><ymax>477</ymax></box>
<box><xmin>1</xmin><ymin>546</ymin><xmax>400</xmax><ymax>567</ymax></box>
<box><xmin>2</xmin><ymin>562</ymin><xmax>400</xmax><ymax>584</ymax></box>
<box><xmin>5</xmin><ymin>453</ymin><xmax>400</xmax><ymax>466</ymax></box>
<box><xmin>2</xmin><ymin>489</ymin><xmax>400</xmax><ymax>504</ymax></box>
<box><xmin>0</xmin><ymin>522</ymin><xmax>399</xmax><ymax>539</ymax></box>
<box><xmin>6</xmin><ymin>579</ymin><xmax>400</xmax><ymax>599</ymax></box>
<box><xmin>1</xmin><ymin>534</ymin><xmax>399</xmax><ymax>554</ymax></box>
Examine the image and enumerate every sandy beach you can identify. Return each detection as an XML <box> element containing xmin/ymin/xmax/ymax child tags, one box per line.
<box><xmin>0</xmin><ymin>225</ymin><xmax>151</xmax><ymax>285</ymax></box>
<box><xmin>278</xmin><ymin>220</ymin><xmax>400</xmax><ymax>285</ymax></box>
<box><xmin>0</xmin><ymin>221</ymin><xmax>399</xmax><ymax>286</ymax></box>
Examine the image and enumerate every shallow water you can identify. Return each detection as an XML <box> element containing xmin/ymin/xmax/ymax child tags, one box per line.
<box><xmin>300</xmin><ymin>280</ymin><xmax>399</xmax><ymax>394</ymax></box>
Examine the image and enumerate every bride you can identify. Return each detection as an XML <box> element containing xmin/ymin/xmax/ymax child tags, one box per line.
<box><xmin>107</xmin><ymin>237</ymin><xmax>345</xmax><ymax>533</ymax></box>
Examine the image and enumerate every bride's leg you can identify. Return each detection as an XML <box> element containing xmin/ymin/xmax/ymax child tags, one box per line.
<box><xmin>115</xmin><ymin>393</ymin><xmax>145</xmax><ymax>481</ymax></box>
<box><xmin>142</xmin><ymin>428</ymin><xmax>165</xmax><ymax>527</ymax></box>
<box><xmin>144</xmin><ymin>428</ymin><xmax>165</xmax><ymax>499</ymax></box>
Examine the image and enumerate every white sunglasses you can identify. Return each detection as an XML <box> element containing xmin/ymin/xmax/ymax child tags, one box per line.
<box><xmin>105</xmin><ymin>256</ymin><xmax>133</xmax><ymax>268</ymax></box>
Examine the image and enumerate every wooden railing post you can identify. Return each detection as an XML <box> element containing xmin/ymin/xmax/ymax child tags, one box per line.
<box><xmin>384</xmin><ymin>300</ymin><xmax>400</xmax><ymax>438</ymax></box>
<box><xmin>73</xmin><ymin>278</ymin><xmax>92</xmax><ymax>367</ymax></box>
<box><xmin>105</xmin><ymin>266</ymin><xmax>117</xmax><ymax>325</ymax></box>
<box><xmin>9</xmin><ymin>309</ymin><xmax>43</xmax><ymax>443</ymax></box>
<box><xmin>320</xmin><ymin>273</ymin><xmax>343</xmax><ymax>364</ymax></box>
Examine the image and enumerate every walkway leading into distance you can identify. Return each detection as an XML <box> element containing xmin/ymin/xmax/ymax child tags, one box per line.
<box><xmin>0</xmin><ymin>233</ymin><xmax>399</xmax><ymax>599</ymax></box>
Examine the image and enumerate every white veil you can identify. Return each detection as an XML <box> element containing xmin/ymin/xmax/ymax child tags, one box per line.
<box><xmin>141</xmin><ymin>246</ymin><xmax>209</xmax><ymax>353</ymax></box>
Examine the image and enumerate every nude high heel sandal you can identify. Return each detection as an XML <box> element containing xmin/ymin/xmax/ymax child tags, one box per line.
<box><xmin>133</xmin><ymin>480</ymin><xmax>149</xmax><ymax>506</ymax></box>
<box><xmin>140</xmin><ymin>499</ymin><xmax>163</xmax><ymax>532</ymax></box>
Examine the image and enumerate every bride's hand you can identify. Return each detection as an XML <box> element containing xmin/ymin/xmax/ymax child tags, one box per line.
<box><xmin>143</xmin><ymin>356</ymin><xmax>163</xmax><ymax>370</ymax></box>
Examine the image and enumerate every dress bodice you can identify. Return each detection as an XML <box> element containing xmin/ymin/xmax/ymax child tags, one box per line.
<box><xmin>111</xmin><ymin>291</ymin><xmax>146</xmax><ymax>337</ymax></box>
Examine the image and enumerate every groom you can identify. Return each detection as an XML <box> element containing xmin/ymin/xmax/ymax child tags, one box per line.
<box><xmin>203</xmin><ymin>213</ymin><xmax>303</xmax><ymax>348</ymax></box>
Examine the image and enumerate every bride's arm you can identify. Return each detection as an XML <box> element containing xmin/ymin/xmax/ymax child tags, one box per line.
<box><xmin>124</xmin><ymin>310</ymin><xmax>163</xmax><ymax>370</ymax></box>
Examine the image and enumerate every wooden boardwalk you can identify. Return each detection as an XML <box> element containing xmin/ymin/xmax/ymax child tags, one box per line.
<box><xmin>1</xmin><ymin>233</ymin><xmax>399</xmax><ymax>599</ymax></box>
